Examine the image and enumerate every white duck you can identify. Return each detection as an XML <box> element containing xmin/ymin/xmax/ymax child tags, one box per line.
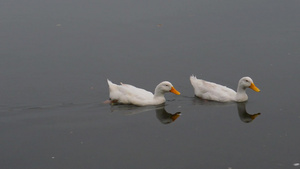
<box><xmin>107</xmin><ymin>79</ymin><xmax>180</xmax><ymax>106</ymax></box>
<box><xmin>190</xmin><ymin>75</ymin><xmax>260</xmax><ymax>102</ymax></box>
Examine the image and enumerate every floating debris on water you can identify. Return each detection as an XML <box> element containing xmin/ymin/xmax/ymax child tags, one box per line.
<box><xmin>157</xmin><ymin>24</ymin><xmax>162</xmax><ymax>27</ymax></box>
<box><xmin>294</xmin><ymin>163</ymin><xmax>300</xmax><ymax>166</ymax></box>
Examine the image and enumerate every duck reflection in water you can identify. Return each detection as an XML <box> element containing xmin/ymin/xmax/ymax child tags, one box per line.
<box><xmin>156</xmin><ymin>108</ymin><xmax>181</xmax><ymax>124</ymax></box>
<box><xmin>109</xmin><ymin>104</ymin><xmax>181</xmax><ymax>124</ymax></box>
<box><xmin>237</xmin><ymin>102</ymin><xmax>261</xmax><ymax>123</ymax></box>
<box><xmin>193</xmin><ymin>98</ymin><xmax>261</xmax><ymax>123</ymax></box>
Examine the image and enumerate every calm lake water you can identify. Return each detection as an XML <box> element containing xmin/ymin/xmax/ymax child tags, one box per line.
<box><xmin>1</xmin><ymin>0</ymin><xmax>300</xmax><ymax>169</ymax></box>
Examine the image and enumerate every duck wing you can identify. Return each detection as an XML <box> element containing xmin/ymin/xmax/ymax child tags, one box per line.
<box><xmin>190</xmin><ymin>76</ymin><xmax>236</xmax><ymax>102</ymax></box>
<box><xmin>107</xmin><ymin>80</ymin><xmax>154</xmax><ymax>105</ymax></box>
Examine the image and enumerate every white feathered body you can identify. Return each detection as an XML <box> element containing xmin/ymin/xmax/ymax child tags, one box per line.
<box><xmin>190</xmin><ymin>76</ymin><xmax>237</xmax><ymax>102</ymax></box>
<box><xmin>107</xmin><ymin>80</ymin><xmax>166</xmax><ymax>106</ymax></box>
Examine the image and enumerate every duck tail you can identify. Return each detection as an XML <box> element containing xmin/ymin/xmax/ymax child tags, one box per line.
<box><xmin>190</xmin><ymin>74</ymin><xmax>199</xmax><ymax>87</ymax></box>
<box><xmin>107</xmin><ymin>79</ymin><xmax>119</xmax><ymax>91</ymax></box>
<box><xmin>107</xmin><ymin>79</ymin><xmax>113</xmax><ymax>85</ymax></box>
<box><xmin>107</xmin><ymin>79</ymin><xmax>116</xmax><ymax>90</ymax></box>
<box><xmin>190</xmin><ymin>74</ymin><xmax>197</xmax><ymax>81</ymax></box>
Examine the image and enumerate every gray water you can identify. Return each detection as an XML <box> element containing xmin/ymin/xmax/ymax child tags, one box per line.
<box><xmin>1</xmin><ymin>0</ymin><xmax>300</xmax><ymax>168</ymax></box>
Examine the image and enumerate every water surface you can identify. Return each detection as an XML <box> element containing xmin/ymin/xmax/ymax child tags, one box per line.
<box><xmin>1</xmin><ymin>0</ymin><xmax>300</xmax><ymax>168</ymax></box>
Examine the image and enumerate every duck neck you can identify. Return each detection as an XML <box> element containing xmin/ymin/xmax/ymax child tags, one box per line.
<box><xmin>236</xmin><ymin>86</ymin><xmax>248</xmax><ymax>102</ymax></box>
<box><xmin>154</xmin><ymin>88</ymin><xmax>164</xmax><ymax>97</ymax></box>
<box><xmin>153</xmin><ymin>88</ymin><xmax>166</xmax><ymax>101</ymax></box>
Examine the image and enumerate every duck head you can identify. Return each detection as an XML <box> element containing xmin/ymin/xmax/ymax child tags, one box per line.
<box><xmin>239</xmin><ymin>77</ymin><xmax>260</xmax><ymax>92</ymax></box>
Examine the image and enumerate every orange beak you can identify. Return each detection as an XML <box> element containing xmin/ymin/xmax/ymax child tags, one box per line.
<box><xmin>249</xmin><ymin>83</ymin><xmax>260</xmax><ymax>92</ymax></box>
<box><xmin>251</xmin><ymin>113</ymin><xmax>261</xmax><ymax>120</ymax></box>
<box><xmin>170</xmin><ymin>86</ymin><xmax>180</xmax><ymax>95</ymax></box>
<box><xmin>171</xmin><ymin>113</ymin><xmax>181</xmax><ymax>121</ymax></box>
